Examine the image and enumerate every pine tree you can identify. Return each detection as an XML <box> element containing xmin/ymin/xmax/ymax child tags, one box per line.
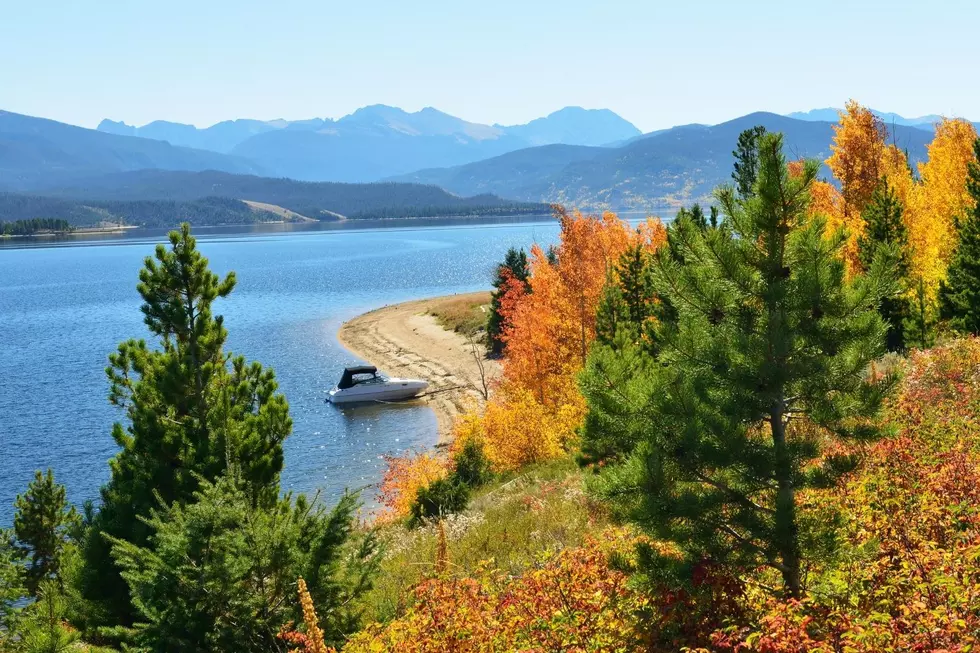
<box><xmin>13</xmin><ymin>470</ymin><xmax>79</xmax><ymax>595</ymax></box>
<box><xmin>732</xmin><ymin>125</ymin><xmax>767</xmax><ymax>198</ymax></box>
<box><xmin>17</xmin><ymin>581</ymin><xmax>80</xmax><ymax>653</ymax></box>
<box><xmin>487</xmin><ymin>247</ymin><xmax>530</xmax><ymax>355</ymax></box>
<box><xmin>81</xmin><ymin>223</ymin><xmax>292</xmax><ymax>627</ymax></box>
<box><xmin>939</xmin><ymin>137</ymin><xmax>980</xmax><ymax>334</ymax></box>
<box><xmin>584</xmin><ymin>133</ymin><xmax>896</xmax><ymax>598</ymax></box>
<box><xmin>689</xmin><ymin>203</ymin><xmax>707</xmax><ymax>230</ymax></box>
<box><xmin>595</xmin><ymin>244</ymin><xmax>657</xmax><ymax>348</ymax></box>
<box><xmin>109</xmin><ymin>476</ymin><xmax>376</xmax><ymax>653</ymax></box>
<box><xmin>0</xmin><ymin>530</ymin><xmax>26</xmax><ymax>643</ymax></box>
<box><xmin>857</xmin><ymin>178</ymin><xmax>912</xmax><ymax>351</ymax></box>
<box><xmin>586</xmin><ymin>244</ymin><xmax>666</xmax><ymax>465</ymax></box>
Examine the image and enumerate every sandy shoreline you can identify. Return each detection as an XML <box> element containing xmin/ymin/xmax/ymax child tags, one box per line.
<box><xmin>337</xmin><ymin>292</ymin><xmax>501</xmax><ymax>444</ymax></box>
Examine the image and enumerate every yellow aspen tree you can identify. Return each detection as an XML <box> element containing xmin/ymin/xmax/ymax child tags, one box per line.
<box><xmin>912</xmin><ymin>118</ymin><xmax>978</xmax><ymax>297</ymax></box>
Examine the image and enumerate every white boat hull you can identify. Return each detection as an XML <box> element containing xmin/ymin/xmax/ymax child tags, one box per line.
<box><xmin>327</xmin><ymin>378</ymin><xmax>428</xmax><ymax>404</ymax></box>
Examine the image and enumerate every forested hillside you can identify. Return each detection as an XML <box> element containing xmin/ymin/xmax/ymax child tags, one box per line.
<box><xmin>390</xmin><ymin>112</ymin><xmax>936</xmax><ymax>209</ymax></box>
<box><xmin>0</xmin><ymin>193</ymin><xmax>302</xmax><ymax>227</ymax></box>
<box><xmin>0</xmin><ymin>172</ymin><xmax>549</xmax><ymax>227</ymax></box>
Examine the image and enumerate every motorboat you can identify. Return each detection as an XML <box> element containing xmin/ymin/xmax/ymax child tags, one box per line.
<box><xmin>326</xmin><ymin>365</ymin><xmax>428</xmax><ymax>404</ymax></box>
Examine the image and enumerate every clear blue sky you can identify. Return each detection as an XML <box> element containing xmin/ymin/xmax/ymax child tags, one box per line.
<box><xmin>1</xmin><ymin>0</ymin><xmax>976</xmax><ymax>132</ymax></box>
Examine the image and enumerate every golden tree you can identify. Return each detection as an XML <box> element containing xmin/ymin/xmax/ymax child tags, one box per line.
<box><xmin>911</xmin><ymin>118</ymin><xmax>979</xmax><ymax>297</ymax></box>
<box><xmin>825</xmin><ymin>100</ymin><xmax>888</xmax><ymax>274</ymax></box>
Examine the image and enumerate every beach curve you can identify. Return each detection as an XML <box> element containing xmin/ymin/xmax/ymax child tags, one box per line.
<box><xmin>336</xmin><ymin>292</ymin><xmax>501</xmax><ymax>443</ymax></box>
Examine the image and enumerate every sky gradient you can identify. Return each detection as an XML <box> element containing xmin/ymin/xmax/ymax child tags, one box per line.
<box><xmin>2</xmin><ymin>0</ymin><xmax>977</xmax><ymax>132</ymax></box>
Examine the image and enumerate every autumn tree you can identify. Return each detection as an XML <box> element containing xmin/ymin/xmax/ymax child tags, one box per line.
<box><xmin>827</xmin><ymin>101</ymin><xmax>887</xmax><ymax>218</ymax></box>
<box><xmin>584</xmin><ymin>133</ymin><xmax>896</xmax><ymax>598</ymax></box>
<box><xmin>81</xmin><ymin>223</ymin><xmax>292</xmax><ymax>628</ymax></box>
<box><xmin>858</xmin><ymin>179</ymin><xmax>912</xmax><ymax>351</ymax></box>
<box><xmin>939</xmin><ymin>137</ymin><xmax>980</xmax><ymax>334</ymax></box>
<box><xmin>732</xmin><ymin>125</ymin><xmax>767</xmax><ymax>198</ymax></box>
<box><xmin>455</xmin><ymin>210</ymin><xmax>666</xmax><ymax>472</ymax></box>
<box><xmin>13</xmin><ymin>469</ymin><xmax>79</xmax><ymax>595</ymax></box>
<box><xmin>824</xmin><ymin>101</ymin><xmax>888</xmax><ymax>274</ymax></box>
<box><xmin>487</xmin><ymin>247</ymin><xmax>530</xmax><ymax>355</ymax></box>
<box><xmin>500</xmin><ymin>208</ymin><xmax>637</xmax><ymax>411</ymax></box>
<box><xmin>911</xmin><ymin>118</ymin><xmax>978</xmax><ymax>297</ymax></box>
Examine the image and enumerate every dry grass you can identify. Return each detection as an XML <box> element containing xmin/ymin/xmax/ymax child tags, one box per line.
<box><xmin>427</xmin><ymin>292</ymin><xmax>492</xmax><ymax>339</ymax></box>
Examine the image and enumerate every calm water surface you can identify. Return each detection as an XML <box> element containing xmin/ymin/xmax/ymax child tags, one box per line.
<box><xmin>0</xmin><ymin>218</ymin><xmax>562</xmax><ymax>525</ymax></box>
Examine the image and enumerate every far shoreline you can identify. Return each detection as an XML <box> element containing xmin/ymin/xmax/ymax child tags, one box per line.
<box><xmin>0</xmin><ymin>213</ymin><xmax>560</xmax><ymax>249</ymax></box>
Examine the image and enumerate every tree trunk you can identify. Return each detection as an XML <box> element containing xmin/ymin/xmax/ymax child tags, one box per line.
<box><xmin>771</xmin><ymin>406</ymin><xmax>802</xmax><ymax>598</ymax></box>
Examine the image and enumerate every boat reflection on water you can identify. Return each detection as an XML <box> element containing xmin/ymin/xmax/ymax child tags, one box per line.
<box><xmin>332</xmin><ymin>398</ymin><xmax>426</xmax><ymax>422</ymax></box>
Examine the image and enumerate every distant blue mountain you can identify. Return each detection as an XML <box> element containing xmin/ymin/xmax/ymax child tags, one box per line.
<box><xmin>97</xmin><ymin>117</ymin><xmax>286</xmax><ymax>153</ymax></box>
<box><xmin>498</xmin><ymin>107</ymin><xmax>641</xmax><ymax>147</ymax></box>
<box><xmin>0</xmin><ymin>110</ymin><xmax>263</xmax><ymax>191</ymax></box>
<box><xmin>96</xmin><ymin>105</ymin><xmax>642</xmax><ymax>182</ymax></box>
<box><xmin>785</xmin><ymin>107</ymin><xmax>964</xmax><ymax>130</ymax></box>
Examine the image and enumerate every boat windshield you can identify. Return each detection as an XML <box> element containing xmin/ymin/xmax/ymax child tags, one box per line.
<box><xmin>352</xmin><ymin>373</ymin><xmax>388</xmax><ymax>385</ymax></box>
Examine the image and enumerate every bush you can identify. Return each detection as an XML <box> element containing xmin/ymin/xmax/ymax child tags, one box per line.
<box><xmin>409</xmin><ymin>478</ymin><xmax>470</xmax><ymax>525</ymax></box>
<box><xmin>449</xmin><ymin>438</ymin><xmax>492</xmax><ymax>488</ymax></box>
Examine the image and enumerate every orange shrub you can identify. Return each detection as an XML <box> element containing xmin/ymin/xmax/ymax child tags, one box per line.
<box><xmin>343</xmin><ymin>528</ymin><xmax>648</xmax><ymax>652</ymax></box>
<box><xmin>452</xmin><ymin>386</ymin><xmax>583</xmax><ymax>472</ymax></box>
<box><xmin>376</xmin><ymin>451</ymin><xmax>448</xmax><ymax>521</ymax></box>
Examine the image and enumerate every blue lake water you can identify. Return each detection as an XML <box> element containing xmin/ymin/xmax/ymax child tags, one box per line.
<box><xmin>0</xmin><ymin>218</ymin><xmax>564</xmax><ymax>525</ymax></box>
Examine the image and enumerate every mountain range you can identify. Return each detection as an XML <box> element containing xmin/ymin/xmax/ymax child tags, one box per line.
<box><xmin>0</xmin><ymin>110</ymin><xmax>262</xmax><ymax>191</ymax></box>
<box><xmin>786</xmin><ymin>107</ymin><xmax>980</xmax><ymax>131</ymax></box>
<box><xmin>388</xmin><ymin>112</ymin><xmax>937</xmax><ymax>209</ymax></box>
<box><xmin>96</xmin><ymin>106</ymin><xmax>643</xmax><ymax>182</ymax></box>
<box><xmin>0</xmin><ymin>104</ymin><xmax>973</xmax><ymax>227</ymax></box>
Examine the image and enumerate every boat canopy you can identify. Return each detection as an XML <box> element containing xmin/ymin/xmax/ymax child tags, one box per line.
<box><xmin>337</xmin><ymin>365</ymin><xmax>378</xmax><ymax>389</ymax></box>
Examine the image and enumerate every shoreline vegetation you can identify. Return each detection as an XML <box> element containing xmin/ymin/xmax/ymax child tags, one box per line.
<box><xmin>0</xmin><ymin>212</ymin><xmax>556</xmax><ymax>242</ymax></box>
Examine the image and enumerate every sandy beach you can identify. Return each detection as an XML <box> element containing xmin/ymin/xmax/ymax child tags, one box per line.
<box><xmin>337</xmin><ymin>292</ymin><xmax>502</xmax><ymax>443</ymax></box>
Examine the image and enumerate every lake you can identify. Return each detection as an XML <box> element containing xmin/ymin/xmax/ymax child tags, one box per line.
<box><xmin>0</xmin><ymin>217</ymin><xmax>564</xmax><ymax>525</ymax></box>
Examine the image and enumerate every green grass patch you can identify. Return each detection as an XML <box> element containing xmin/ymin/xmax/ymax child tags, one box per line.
<box><xmin>358</xmin><ymin>457</ymin><xmax>608</xmax><ymax>623</ymax></box>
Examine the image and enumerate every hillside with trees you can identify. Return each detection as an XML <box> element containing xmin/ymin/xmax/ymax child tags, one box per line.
<box><xmin>2</xmin><ymin>101</ymin><xmax>980</xmax><ymax>652</ymax></box>
<box><xmin>0</xmin><ymin>172</ymin><xmax>549</xmax><ymax>228</ymax></box>
<box><xmin>390</xmin><ymin>112</ymin><xmax>936</xmax><ymax>210</ymax></box>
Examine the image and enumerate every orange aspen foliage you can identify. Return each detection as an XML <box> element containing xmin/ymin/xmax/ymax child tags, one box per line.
<box><xmin>825</xmin><ymin>101</ymin><xmax>888</xmax><ymax>274</ymax></box>
<box><xmin>460</xmin><ymin>208</ymin><xmax>666</xmax><ymax>472</ymax></box>
<box><xmin>789</xmin><ymin>159</ymin><xmax>847</xmax><ymax>258</ymax></box>
<box><xmin>808</xmin><ymin>180</ymin><xmax>846</xmax><ymax>230</ymax></box>
<box><xmin>827</xmin><ymin>100</ymin><xmax>887</xmax><ymax>216</ymax></box>
<box><xmin>879</xmin><ymin>144</ymin><xmax>915</xmax><ymax>208</ymax></box>
<box><xmin>502</xmin><ymin>208</ymin><xmax>646</xmax><ymax>410</ymax></box>
<box><xmin>910</xmin><ymin>117</ymin><xmax>978</xmax><ymax>297</ymax></box>
<box><xmin>376</xmin><ymin>451</ymin><xmax>448</xmax><ymax>520</ymax></box>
